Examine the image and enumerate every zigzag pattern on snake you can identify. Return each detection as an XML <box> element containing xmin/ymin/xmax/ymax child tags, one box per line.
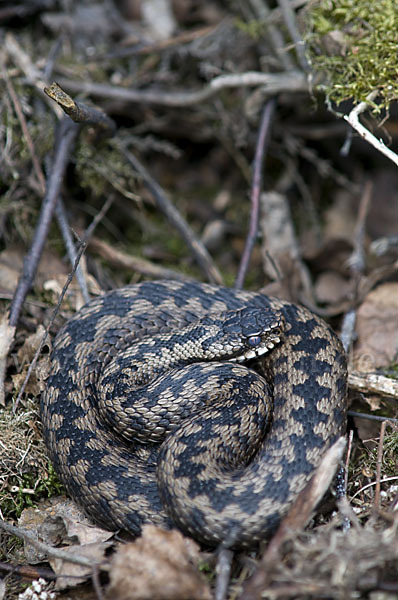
<box><xmin>41</xmin><ymin>280</ymin><xmax>347</xmax><ymax>548</ymax></box>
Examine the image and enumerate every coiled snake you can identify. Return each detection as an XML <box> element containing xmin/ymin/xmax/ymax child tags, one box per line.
<box><xmin>41</xmin><ymin>280</ymin><xmax>347</xmax><ymax>548</ymax></box>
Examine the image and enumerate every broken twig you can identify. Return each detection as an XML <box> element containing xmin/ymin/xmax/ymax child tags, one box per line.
<box><xmin>13</xmin><ymin>196</ymin><xmax>114</xmax><ymax>412</ymax></box>
<box><xmin>44</xmin><ymin>82</ymin><xmax>116</xmax><ymax>137</ymax></box>
<box><xmin>8</xmin><ymin>119</ymin><xmax>80</xmax><ymax>328</ymax></box>
<box><xmin>115</xmin><ymin>141</ymin><xmax>223</xmax><ymax>284</ymax></box>
<box><xmin>56</xmin><ymin>71</ymin><xmax>307</xmax><ymax>108</ymax></box>
<box><xmin>344</xmin><ymin>91</ymin><xmax>398</xmax><ymax>166</ymax></box>
<box><xmin>235</xmin><ymin>99</ymin><xmax>276</xmax><ymax>289</ymax></box>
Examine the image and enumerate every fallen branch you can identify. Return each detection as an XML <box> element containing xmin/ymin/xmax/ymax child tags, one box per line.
<box><xmin>0</xmin><ymin>119</ymin><xmax>80</xmax><ymax>404</ymax></box>
<box><xmin>86</xmin><ymin>235</ymin><xmax>192</xmax><ymax>281</ymax></box>
<box><xmin>0</xmin><ymin>520</ymin><xmax>97</xmax><ymax>568</ymax></box>
<box><xmin>344</xmin><ymin>91</ymin><xmax>398</xmax><ymax>167</ymax></box>
<box><xmin>44</xmin><ymin>82</ymin><xmax>116</xmax><ymax>137</ymax></box>
<box><xmin>348</xmin><ymin>371</ymin><xmax>398</xmax><ymax>399</ymax></box>
<box><xmin>235</xmin><ymin>98</ymin><xmax>276</xmax><ymax>289</ymax></box>
<box><xmin>115</xmin><ymin>141</ymin><xmax>223</xmax><ymax>284</ymax></box>
<box><xmin>56</xmin><ymin>70</ymin><xmax>307</xmax><ymax>108</ymax></box>
<box><xmin>8</xmin><ymin>119</ymin><xmax>80</xmax><ymax>328</ymax></box>
<box><xmin>13</xmin><ymin>196</ymin><xmax>115</xmax><ymax>412</ymax></box>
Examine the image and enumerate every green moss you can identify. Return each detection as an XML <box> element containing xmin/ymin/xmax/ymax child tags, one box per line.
<box><xmin>305</xmin><ymin>0</ymin><xmax>398</xmax><ymax>111</ymax></box>
<box><xmin>3</xmin><ymin>462</ymin><xmax>64</xmax><ymax>519</ymax></box>
<box><xmin>75</xmin><ymin>139</ymin><xmax>139</xmax><ymax>199</ymax></box>
<box><xmin>235</xmin><ymin>18</ymin><xmax>265</xmax><ymax>40</ymax></box>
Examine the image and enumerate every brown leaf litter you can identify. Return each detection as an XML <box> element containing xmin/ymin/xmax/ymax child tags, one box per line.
<box><xmin>106</xmin><ymin>525</ymin><xmax>211</xmax><ymax>600</ymax></box>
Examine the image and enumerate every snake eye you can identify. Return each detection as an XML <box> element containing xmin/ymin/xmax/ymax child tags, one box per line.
<box><xmin>247</xmin><ymin>335</ymin><xmax>262</xmax><ymax>347</ymax></box>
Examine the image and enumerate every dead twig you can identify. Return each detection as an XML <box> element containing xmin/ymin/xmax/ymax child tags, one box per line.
<box><xmin>8</xmin><ymin>119</ymin><xmax>80</xmax><ymax>328</ymax></box>
<box><xmin>2</xmin><ymin>64</ymin><xmax>46</xmax><ymax>195</ymax></box>
<box><xmin>350</xmin><ymin>476</ymin><xmax>398</xmax><ymax>502</ymax></box>
<box><xmin>235</xmin><ymin>99</ymin><xmax>276</xmax><ymax>289</ymax></box>
<box><xmin>348</xmin><ymin>371</ymin><xmax>398</xmax><ymax>399</ymax></box>
<box><xmin>44</xmin><ymin>82</ymin><xmax>116</xmax><ymax>137</ymax></box>
<box><xmin>12</xmin><ymin>196</ymin><xmax>115</xmax><ymax>413</ymax></box>
<box><xmin>215</xmin><ymin>548</ymin><xmax>234</xmax><ymax>600</ymax></box>
<box><xmin>56</xmin><ymin>71</ymin><xmax>307</xmax><ymax>108</ymax></box>
<box><xmin>277</xmin><ymin>0</ymin><xmax>309</xmax><ymax>72</ymax></box>
<box><xmin>0</xmin><ymin>118</ymin><xmax>80</xmax><ymax>403</ymax></box>
<box><xmin>348</xmin><ymin>412</ymin><xmax>398</xmax><ymax>425</ymax></box>
<box><xmin>344</xmin><ymin>91</ymin><xmax>398</xmax><ymax>166</ymax></box>
<box><xmin>248</xmin><ymin>0</ymin><xmax>294</xmax><ymax>71</ymax></box>
<box><xmin>340</xmin><ymin>179</ymin><xmax>373</xmax><ymax>353</ymax></box>
<box><xmin>0</xmin><ymin>561</ymin><xmax>56</xmax><ymax>581</ymax></box>
<box><xmin>103</xmin><ymin>24</ymin><xmax>217</xmax><ymax>59</ymax></box>
<box><xmin>55</xmin><ymin>197</ymin><xmax>90</xmax><ymax>305</ymax></box>
<box><xmin>0</xmin><ymin>519</ymin><xmax>100</xmax><ymax>569</ymax></box>
<box><xmin>115</xmin><ymin>140</ymin><xmax>223</xmax><ymax>284</ymax></box>
<box><xmin>86</xmin><ymin>235</ymin><xmax>191</xmax><ymax>282</ymax></box>
<box><xmin>4</xmin><ymin>33</ymin><xmax>63</xmax><ymax>119</ymax></box>
<box><xmin>374</xmin><ymin>421</ymin><xmax>387</xmax><ymax>510</ymax></box>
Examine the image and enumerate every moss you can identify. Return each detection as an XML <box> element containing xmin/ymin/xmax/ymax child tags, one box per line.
<box><xmin>235</xmin><ymin>18</ymin><xmax>265</xmax><ymax>40</ymax></box>
<box><xmin>2</xmin><ymin>462</ymin><xmax>64</xmax><ymax>519</ymax></box>
<box><xmin>305</xmin><ymin>0</ymin><xmax>398</xmax><ymax>111</ymax></box>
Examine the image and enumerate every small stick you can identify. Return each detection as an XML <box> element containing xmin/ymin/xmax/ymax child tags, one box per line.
<box><xmin>277</xmin><ymin>0</ymin><xmax>309</xmax><ymax>71</ymax></box>
<box><xmin>13</xmin><ymin>196</ymin><xmax>114</xmax><ymax>412</ymax></box>
<box><xmin>2</xmin><ymin>66</ymin><xmax>46</xmax><ymax>195</ymax></box>
<box><xmin>348</xmin><ymin>371</ymin><xmax>398</xmax><ymax>399</ymax></box>
<box><xmin>350</xmin><ymin>475</ymin><xmax>398</xmax><ymax>502</ymax></box>
<box><xmin>0</xmin><ymin>561</ymin><xmax>56</xmax><ymax>581</ymax></box>
<box><xmin>235</xmin><ymin>99</ymin><xmax>276</xmax><ymax>289</ymax></box>
<box><xmin>374</xmin><ymin>420</ymin><xmax>387</xmax><ymax>510</ymax></box>
<box><xmin>56</xmin><ymin>71</ymin><xmax>307</xmax><ymax>107</ymax></box>
<box><xmin>44</xmin><ymin>82</ymin><xmax>116</xmax><ymax>137</ymax></box>
<box><xmin>0</xmin><ymin>520</ymin><xmax>98</xmax><ymax>568</ymax></box>
<box><xmin>340</xmin><ymin>179</ymin><xmax>373</xmax><ymax>353</ymax></box>
<box><xmin>8</xmin><ymin>119</ymin><xmax>80</xmax><ymax>327</ymax></box>
<box><xmin>215</xmin><ymin>548</ymin><xmax>234</xmax><ymax>600</ymax></box>
<box><xmin>345</xmin><ymin>429</ymin><xmax>354</xmax><ymax>491</ymax></box>
<box><xmin>55</xmin><ymin>197</ymin><xmax>90</xmax><ymax>304</ymax></box>
<box><xmin>348</xmin><ymin>412</ymin><xmax>398</xmax><ymax>425</ymax></box>
<box><xmin>248</xmin><ymin>0</ymin><xmax>294</xmax><ymax>70</ymax></box>
<box><xmin>344</xmin><ymin>91</ymin><xmax>398</xmax><ymax>166</ymax></box>
<box><xmin>87</xmin><ymin>234</ymin><xmax>191</xmax><ymax>281</ymax></box>
<box><xmin>115</xmin><ymin>141</ymin><xmax>223</xmax><ymax>284</ymax></box>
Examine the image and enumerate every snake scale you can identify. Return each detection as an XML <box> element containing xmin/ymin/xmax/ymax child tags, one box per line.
<box><xmin>41</xmin><ymin>280</ymin><xmax>347</xmax><ymax>548</ymax></box>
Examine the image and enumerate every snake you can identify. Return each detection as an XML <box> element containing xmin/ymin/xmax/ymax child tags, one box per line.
<box><xmin>41</xmin><ymin>280</ymin><xmax>347</xmax><ymax>548</ymax></box>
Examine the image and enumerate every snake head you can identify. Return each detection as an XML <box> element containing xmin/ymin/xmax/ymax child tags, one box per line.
<box><xmin>201</xmin><ymin>307</ymin><xmax>283</xmax><ymax>362</ymax></box>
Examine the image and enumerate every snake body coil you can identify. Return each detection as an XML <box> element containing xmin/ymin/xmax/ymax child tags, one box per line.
<box><xmin>41</xmin><ymin>280</ymin><xmax>347</xmax><ymax>548</ymax></box>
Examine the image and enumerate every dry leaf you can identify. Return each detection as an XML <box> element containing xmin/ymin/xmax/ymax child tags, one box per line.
<box><xmin>314</xmin><ymin>271</ymin><xmax>354</xmax><ymax>305</ymax></box>
<box><xmin>106</xmin><ymin>525</ymin><xmax>211</xmax><ymax>600</ymax></box>
<box><xmin>17</xmin><ymin>325</ymin><xmax>48</xmax><ymax>365</ymax></box>
<box><xmin>51</xmin><ymin>541</ymin><xmax>112</xmax><ymax>591</ymax></box>
<box><xmin>19</xmin><ymin>497</ymin><xmax>113</xmax><ymax>565</ymax></box>
<box><xmin>353</xmin><ymin>282</ymin><xmax>398</xmax><ymax>371</ymax></box>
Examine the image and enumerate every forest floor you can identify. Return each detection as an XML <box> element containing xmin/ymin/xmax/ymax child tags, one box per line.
<box><xmin>0</xmin><ymin>1</ymin><xmax>397</xmax><ymax>599</ymax></box>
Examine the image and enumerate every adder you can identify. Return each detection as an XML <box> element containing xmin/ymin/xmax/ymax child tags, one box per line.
<box><xmin>41</xmin><ymin>280</ymin><xmax>347</xmax><ymax>548</ymax></box>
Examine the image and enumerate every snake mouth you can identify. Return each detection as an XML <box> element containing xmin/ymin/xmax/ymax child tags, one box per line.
<box><xmin>229</xmin><ymin>336</ymin><xmax>281</xmax><ymax>363</ymax></box>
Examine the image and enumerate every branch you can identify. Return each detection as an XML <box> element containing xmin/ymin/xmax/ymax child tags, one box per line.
<box><xmin>235</xmin><ymin>99</ymin><xmax>276</xmax><ymax>289</ymax></box>
<box><xmin>115</xmin><ymin>141</ymin><xmax>223</xmax><ymax>284</ymax></box>
<box><xmin>56</xmin><ymin>71</ymin><xmax>307</xmax><ymax>107</ymax></box>
<box><xmin>0</xmin><ymin>520</ymin><xmax>97</xmax><ymax>568</ymax></box>
<box><xmin>8</xmin><ymin>119</ymin><xmax>80</xmax><ymax>327</ymax></box>
<box><xmin>344</xmin><ymin>92</ymin><xmax>398</xmax><ymax>166</ymax></box>
<box><xmin>44</xmin><ymin>82</ymin><xmax>116</xmax><ymax>137</ymax></box>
